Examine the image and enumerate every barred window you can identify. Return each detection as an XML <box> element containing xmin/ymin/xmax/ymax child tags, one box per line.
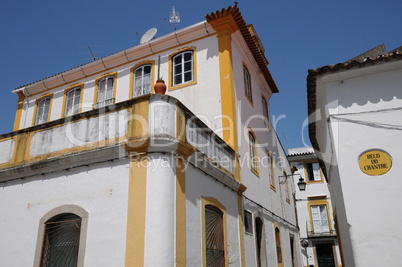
<box><xmin>40</xmin><ymin>213</ymin><xmax>81</xmax><ymax>267</ymax></box>
<box><xmin>205</xmin><ymin>205</ymin><xmax>225</xmax><ymax>267</ymax></box>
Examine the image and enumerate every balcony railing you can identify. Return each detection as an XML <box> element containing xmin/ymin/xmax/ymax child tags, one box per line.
<box><xmin>0</xmin><ymin>94</ymin><xmax>236</xmax><ymax>182</ymax></box>
<box><xmin>306</xmin><ymin>221</ymin><xmax>336</xmax><ymax>237</ymax></box>
<box><xmin>93</xmin><ymin>98</ymin><xmax>115</xmax><ymax>109</ymax></box>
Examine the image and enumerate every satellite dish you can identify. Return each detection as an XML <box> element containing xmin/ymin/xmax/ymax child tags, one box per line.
<box><xmin>140</xmin><ymin>28</ymin><xmax>157</xmax><ymax>44</ymax></box>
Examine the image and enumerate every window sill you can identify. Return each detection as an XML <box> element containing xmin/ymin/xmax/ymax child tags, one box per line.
<box><xmin>169</xmin><ymin>80</ymin><xmax>197</xmax><ymax>91</ymax></box>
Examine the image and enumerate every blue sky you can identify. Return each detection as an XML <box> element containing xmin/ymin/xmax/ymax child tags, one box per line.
<box><xmin>1</xmin><ymin>0</ymin><xmax>401</xmax><ymax>151</ymax></box>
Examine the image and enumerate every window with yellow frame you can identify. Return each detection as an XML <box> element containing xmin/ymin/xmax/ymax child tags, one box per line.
<box><xmin>266</xmin><ymin>150</ymin><xmax>275</xmax><ymax>190</ymax></box>
<box><xmin>248</xmin><ymin>130</ymin><xmax>259</xmax><ymax>175</ymax></box>
<box><xmin>169</xmin><ymin>47</ymin><xmax>197</xmax><ymax>91</ymax></box>
<box><xmin>261</xmin><ymin>94</ymin><xmax>270</xmax><ymax>129</ymax></box>
<box><xmin>243</xmin><ymin>64</ymin><xmax>253</xmax><ymax>105</ymax></box>
<box><xmin>274</xmin><ymin>223</ymin><xmax>284</xmax><ymax>267</ymax></box>
<box><xmin>62</xmin><ymin>84</ymin><xmax>83</xmax><ymax>118</ymax></box>
<box><xmin>304</xmin><ymin>161</ymin><xmax>323</xmax><ymax>184</ymax></box>
<box><xmin>33</xmin><ymin>94</ymin><xmax>53</xmax><ymax>126</ymax></box>
<box><xmin>283</xmin><ymin>170</ymin><xmax>290</xmax><ymax>202</ymax></box>
<box><xmin>201</xmin><ymin>197</ymin><xmax>228</xmax><ymax>267</ymax></box>
<box><xmin>94</xmin><ymin>73</ymin><xmax>117</xmax><ymax>109</ymax></box>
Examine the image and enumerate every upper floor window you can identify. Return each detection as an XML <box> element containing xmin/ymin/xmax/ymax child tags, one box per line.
<box><xmin>262</xmin><ymin>95</ymin><xmax>269</xmax><ymax>127</ymax></box>
<box><xmin>244</xmin><ymin>210</ymin><xmax>253</xmax><ymax>234</ymax></box>
<box><xmin>305</xmin><ymin>162</ymin><xmax>322</xmax><ymax>182</ymax></box>
<box><xmin>284</xmin><ymin>171</ymin><xmax>290</xmax><ymax>202</ymax></box>
<box><xmin>64</xmin><ymin>87</ymin><xmax>82</xmax><ymax>117</ymax></box>
<box><xmin>40</xmin><ymin>213</ymin><xmax>82</xmax><ymax>266</ymax></box>
<box><xmin>172</xmin><ymin>50</ymin><xmax>193</xmax><ymax>87</ymax></box>
<box><xmin>133</xmin><ymin>64</ymin><xmax>152</xmax><ymax>97</ymax></box>
<box><xmin>310</xmin><ymin>204</ymin><xmax>330</xmax><ymax>234</ymax></box>
<box><xmin>248</xmin><ymin>131</ymin><xmax>259</xmax><ymax>174</ymax></box>
<box><xmin>275</xmin><ymin>226</ymin><xmax>283</xmax><ymax>265</ymax></box>
<box><xmin>95</xmin><ymin>75</ymin><xmax>115</xmax><ymax>108</ymax></box>
<box><xmin>205</xmin><ymin>204</ymin><xmax>225</xmax><ymax>266</ymax></box>
<box><xmin>34</xmin><ymin>95</ymin><xmax>52</xmax><ymax>125</ymax></box>
<box><xmin>243</xmin><ymin>65</ymin><xmax>253</xmax><ymax>104</ymax></box>
<box><xmin>267</xmin><ymin>151</ymin><xmax>275</xmax><ymax>190</ymax></box>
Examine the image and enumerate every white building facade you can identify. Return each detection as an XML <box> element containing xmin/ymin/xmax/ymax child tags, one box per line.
<box><xmin>308</xmin><ymin>50</ymin><xmax>402</xmax><ymax>266</ymax></box>
<box><xmin>0</xmin><ymin>4</ymin><xmax>302</xmax><ymax>267</ymax></box>
<box><xmin>288</xmin><ymin>147</ymin><xmax>342</xmax><ymax>267</ymax></box>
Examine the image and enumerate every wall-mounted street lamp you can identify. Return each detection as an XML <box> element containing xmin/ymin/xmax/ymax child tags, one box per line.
<box><xmin>278</xmin><ymin>173</ymin><xmax>306</xmax><ymax>191</ymax></box>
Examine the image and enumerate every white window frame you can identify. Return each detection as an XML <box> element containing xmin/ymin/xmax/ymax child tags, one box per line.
<box><xmin>64</xmin><ymin>87</ymin><xmax>81</xmax><ymax>117</ymax></box>
<box><xmin>310</xmin><ymin>204</ymin><xmax>330</xmax><ymax>233</ymax></box>
<box><xmin>305</xmin><ymin>162</ymin><xmax>322</xmax><ymax>182</ymax></box>
<box><xmin>95</xmin><ymin>75</ymin><xmax>115</xmax><ymax>108</ymax></box>
<box><xmin>172</xmin><ymin>50</ymin><xmax>193</xmax><ymax>86</ymax></box>
<box><xmin>35</xmin><ymin>96</ymin><xmax>51</xmax><ymax>125</ymax></box>
<box><xmin>133</xmin><ymin>64</ymin><xmax>152</xmax><ymax>97</ymax></box>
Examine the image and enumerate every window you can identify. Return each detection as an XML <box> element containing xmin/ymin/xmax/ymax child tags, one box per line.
<box><xmin>261</xmin><ymin>95</ymin><xmax>269</xmax><ymax>128</ymax></box>
<box><xmin>205</xmin><ymin>205</ymin><xmax>225</xmax><ymax>266</ymax></box>
<box><xmin>310</xmin><ymin>204</ymin><xmax>330</xmax><ymax>234</ymax></box>
<box><xmin>244</xmin><ymin>210</ymin><xmax>253</xmax><ymax>234</ymax></box>
<box><xmin>248</xmin><ymin>131</ymin><xmax>259</xmax><ymax>174</ymax></box>
<box><xmin>305</xmin><ymin>162</ymin><xmax>322</xmax><ymax>182</ymax></box>
<box><xmin>243</xmin><ymin>65</ymin><xmax>252</xmax><ymax>104</ymax></box>
<box><xmin>64</xmin><ymin>87</ymin><xmax>82</xmax><ymax>117</ymax></box>
<box><xmin>172</xmin><ymin>50</ymin><xmax>193</xmax><ymax>87</ymax></box>
<box><xmin>133</xmin><ymin>64</ymin><xmax>152</xmax><ymax>97</ymax></box>
<box><xmin>34</xmin><ymin>95</ymin><xmax>52</xmax><ymax>125</ymax></box>
<box><xmin>40</xmin><ymin>213</ymin><xmax>81</xmax><ymax>267</ymax></box>
<box><xmin>275</xmin><ymin>226</ymin><xmax>283</xmax><ymax>265</ymax></box>
<box><xmin>94</xmin><ymin>74</ymin><xmax>115</xmax><ymax>108</ymax></box>
<box><xmin>289</xmin><ymin>234</ymin><xmax>296</xmax><ymax>267</ymax></box>
<box><xmin>284</xmin><ymin>171</ymin><xmax>290</xmax><ymax>202</ymax></box>
<box><xmin>267</xmin><ymin>151</ymin><xmax>275</xmax><ymax>190</ymax></box>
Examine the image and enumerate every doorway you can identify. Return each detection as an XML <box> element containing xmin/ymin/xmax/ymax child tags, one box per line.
<box><xmin>315</xmin><ymin>243</ymin><xmax>335</xmax><ymax>267</ymax></box>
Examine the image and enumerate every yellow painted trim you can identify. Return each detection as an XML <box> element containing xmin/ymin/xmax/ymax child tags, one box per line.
<box><xmin>308</xmin><ymin>199</ymin><xmax>333</xmax><ymax>234</ymax></box>
<box><xmin>13</xmin><ymin>91</ymin><xmax>25</xmax><ymax>131</ymax></box>
<box><xmin>201</xmin><ymin>197</ymin><xmax>229</xmax><ymax>267</ymax></box>
<box><xmin>333</xmin><ymin>207</ymin><xmax>345</xmax><ymax>267</ymax></box>
<box><xmin>303</xmin><ymin>161</ymin><xmax>325</xmax><ymax>184</ymax></box>
<box><xmin>21</xmin><ymin>34</ymin><xmax>217</xmax><ymax>99</ymax></box>
<box><xmin>243</xmin><ymin>63</ymin><xmax>253</xmax><ymax>107</ymax></box>
<box><xmin>261</xmin><ymin>94</ymin><xmax>270</xmax><ymax>131</ymax></box>
<box><xmin>237</xmin><ymin>194</ymin><xmax>246</xmax><ymax>267</ymax></box>
<box><xmin>210</xmin><ymin>21</ymin><xmax>240</xmax><ymax>177</ymax></box>
<box><xmin>93</xmin><ymin>72</ymin><xmax>118</xmax><ymax>106</ymax></box>
<box><xmin>168</xmin><ymin>47</ymin><xmax>198</xmax><ymax>91</ymax></box>
<box><xmin>248</xmin><ymin>128</ymin><xmax>259</xmax><ymax>176</ymax></box>
<box><xmin>128</xmin><ymin>60</ymin><xmax>156</xmax><ymax>99</ymax></box>
<box><xmin>283</xmin><ymin>170</ymin><xmax>290</xmax><ymax>202</ymax></box>
<box><xmin>267</xmin><ymin>150</ymin><xmax>276</xmax><ymax>191</ymax></box>
<box><xmin>274</xmin><ymin>222</ymin><xmax>284</xmax><ymax>267</ymax></box>
<box><xmin>61</xmin><ymin>83</ymin><xmax>85</xmax><ymax>118</ymax></box>
<box><xmin>31</xmin><ymin>93</ymin><xmax>54</xmax><ymax>126</ymax></box>
<box><xmin>125</xmin><ymin>154</ymin><xmax>148</xmax><ymax>267</ymax></box>
<box><xmin>176</xmin><ymin>157</ymin><xmax>186</xmax><ymax>266</ymax></box>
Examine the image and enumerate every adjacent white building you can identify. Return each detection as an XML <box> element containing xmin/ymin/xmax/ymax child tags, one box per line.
<box><xmin>307</xmin><ymin>47</ymin><xmax>402</xmax><ymax>266</ymax></box>
<box><xmin>0</xmin><ymin>4</ymin><xmax>302</xmax><ymax>267</ymax></box>
<box><xmin>288</xmin><ymin>147</ymin><xmax>342</xmax><ymax>267</ymax></box>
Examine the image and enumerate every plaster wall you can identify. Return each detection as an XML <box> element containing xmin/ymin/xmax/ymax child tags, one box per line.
<box><xmin>0</xmin><ymin>138</ymin><xmax>15</xmax><ymax>164</ymax></box>
<box><xmin>319</xmin><ymin>61</ymin><xmax>402</xmax><ymax>266</ymax></box>
<box><xmin>185</xmin><ymin>163</ymin><xmax>240</xmax><ymax>266</ymax></box>
<box><xmin>0</xmin><ymin>160</ymin><xmax>130</xmax><ymax>267</ymax></box>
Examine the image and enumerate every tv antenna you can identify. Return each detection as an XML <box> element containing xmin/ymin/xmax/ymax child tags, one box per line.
<box><xmin>139</xmin><ymin>28</ymin><xmax>157</xmax><ymax>44</ymax></box>
<box><xmin>88</xmin><ymin>46</ymin><xmax>99</xmax><ymax>61</ymax></box>
<box><xmin>169</xmin><ymin>6</ymin><xmax>180</xmax><ymax>29</ymax></box>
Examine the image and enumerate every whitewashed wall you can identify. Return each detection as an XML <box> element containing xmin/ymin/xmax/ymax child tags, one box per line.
<box><xmin>185</xmin><ymin>163</ymin><xmax>241</xmax><ymax>266</ymax></box>
<box><xmin>0</xmin><ymin>160</ymin><xmax>130</xmax><ymax>267</ymax></box>
<box><xmin>317</xmin><ymin>60</ymin><xmax>402</xmax><ymax>266</ymax></box>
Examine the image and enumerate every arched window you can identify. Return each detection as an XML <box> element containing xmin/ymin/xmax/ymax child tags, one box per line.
<box><xmin>275</xmin><ymin>226</ymin><xmax>283</xmax><ymax>265</ymax></box>
<box><xmin>243</xmin><ymin>65</ymin><xmax>252</xmax><ymax>104</ymax></box>
<box><xmin>133</xmin><ymin>64</ymin><xmax>152</xmax><ymax>97</ymax></box>
<box><xmin>205</xmin><ymin>205</ymin><xmax>225</xmax><ymax>266</ymax></box>
<box><xmin>34</xmin><ymin>205</ymin><xmax>88</xmax><ymax>267</ymax></box>
<box><xmin>172</xmin><ymin>50</ymin><xmax>193</xmax><ymax>86</ymax></box>
<box><xmin>64</xmin><ymin>87</ymin><xmax>82</xmax><ymax>117</ymax></box>
<box><xmin>34</xmin><ymin>95</ymin><xmax>52</xmax><ymax>125</ymax></box>
<box><xmin>40</xmin><ymin>213</ymin><xmax>82</xmax><ymax>267</ymax></box>
<box><xmin>95</xmin><ymin>75</ymin><xmax>115</xmax><ymax>108</ymax></box>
